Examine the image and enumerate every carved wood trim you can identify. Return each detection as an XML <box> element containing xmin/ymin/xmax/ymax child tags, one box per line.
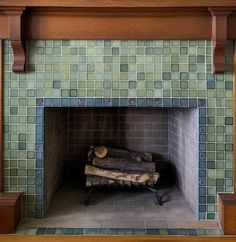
<box><xmin>4</xmin><ymin>8</ymin><xmax>25</xmax><ymax>73</ymax></box>
<box><xmin>209</xmin><ymin>8</ymin><xmax>232</xmax><ymax>73</ymax></box>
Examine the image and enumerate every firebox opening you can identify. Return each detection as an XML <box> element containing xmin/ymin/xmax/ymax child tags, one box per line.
<box><xmin>44</xmin><ymin>107</ymin><xmax>199</xmax><ymax>225</ymax></box>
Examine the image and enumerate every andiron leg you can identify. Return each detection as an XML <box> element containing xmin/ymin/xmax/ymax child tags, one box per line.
<box><xmin>84</xmin><ymin>188</ymin><xmax>97</xmax><ymax>206</ymax></box>
<box><xmin>147</xmin><ymin>187</ymin><xmax>163</xmax><ymax>206</ymax></box>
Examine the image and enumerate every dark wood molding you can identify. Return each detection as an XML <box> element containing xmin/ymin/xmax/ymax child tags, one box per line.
<box><xmin>218</xmin><ymin>193</ymin><xmax>236</xmax><ymax>235</ymax></box>
<box><xmin>2</xmin><ymin>235</ymin><xmax>236</xmax><ymax>242</ymax></box>
<box><xmin>0</xmin><ymin>40</ymin><xmax>2</xmax><ymax>193</ymax></box>
<box><xmin>209</xmin><ymin>8</ymin><xmax>232</xmax><ymax>73</ymax></box>
<box><xmin>4</xmin><ymin>8</ymin><xmax>25</xmax><ymax>72</ymax></box>
<box><xmin>1</xmin><ymin>0</ymin><xmax>236</xmax><ymax>8</ymax></box>
<box><xmin>0</xmin><ymin>3</ymin><xmax>235</xmax><ymax>73</ymax></box>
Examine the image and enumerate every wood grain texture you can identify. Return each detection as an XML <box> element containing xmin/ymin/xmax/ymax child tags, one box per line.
<box><xmin>218</xmin><ymin>193</ymin><xmax>236</xmax><ymax>235</ymax></box>
<box><xmin>0</xmin><ymin>40</ymin><xmax>2</xmax><ymax>193</ymax></box>
<box><xmin>1</xmin><ymin>235</ymin><xmax>236</xmax><ymax>242</ymax></box>
<box><xmin>0</xmin><ymin>193</ymin><xmax>21</xmax><ymax>233</ymax></box>
<box><xmin>1</xmin><ymin>0</ymin><xmax>236</xmax><ymax>8</ymax></box>
<box><xmin>4</xmin><ymin>8</ymin><xmax>26</xmax><ymax>72</ymax></box>
<box><xmin>210</xmin><ymin>8</ymin><xmax>231</xmax><ymax>73</ymax></box>
<box><xmin>24</xmin><ymin>11</ymin><xmax>212</xmax><ymax>40</ymax></box>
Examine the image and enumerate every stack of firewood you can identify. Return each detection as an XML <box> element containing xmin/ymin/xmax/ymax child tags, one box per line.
<box><xmin>85</xmin><ymin>146</ymin><xmax>159</xmax><ymax>187</ymax></box>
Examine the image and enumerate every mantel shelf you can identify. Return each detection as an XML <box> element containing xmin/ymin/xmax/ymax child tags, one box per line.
<box><xmin>0</xmin><ymin>1</ymin><xmax>236</xmax><ymax>72</ymax></box>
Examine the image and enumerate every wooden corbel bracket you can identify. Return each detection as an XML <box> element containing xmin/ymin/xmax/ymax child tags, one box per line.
<box><xmin>4</xmin><ymin>7</ymin><xmax>26</xmax><ymax>73</ymax></box>
<box><xmin>209</xmin><ymin>7</ymin><xmax>231</xmax><ymax>73</ymax></box>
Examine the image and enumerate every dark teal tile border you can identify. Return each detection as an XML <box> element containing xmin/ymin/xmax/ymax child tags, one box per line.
<box><xmin>17</xmin><ymin>227</ymin><xmax>223</xmax><ymax>236</ymax></box>
<box><xmin>35</xmin><ymin>97</ymin><xmax>206</xmax><ymax>219</ymax></box>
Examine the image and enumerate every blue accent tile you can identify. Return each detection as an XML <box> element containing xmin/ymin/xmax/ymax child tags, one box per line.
<box><xmin>147</xmin><ymin>229</ymin><xmax>160</xmax><ymax>235</ymax></box>
<box><xmin>199</xmin><ymin>134</ymin><xmax>206</xmax><ymax>142</ymax></box>
<box><xmin>44</xmin><ymin>98</ymin><xmax>52</xmax><ymax>107</ymax></box>
<box><xmin>178</xmin><ymin>228</ymin><xmax>188</xmax><ymax>235</ymax></box>
<box><xmin>36</xmin><ymin>169</ymin><xmax>43</xmax><ymax>178</ymax></box>
<box><xmin>36</xmin><ymin>98</ymin><xmax>44</xmax><ymax>106</ymax></box>
<box><xmin>95</xmin><ymin>98</ymin><xmax>102</xmax><ymax>107</ymax></box>
<box><xmin>36</xmin><ymin>178</ymin><xmax>42</xmax><ymax>185</ymax></box>
<box><xmin>137</xmin><ymin>98</ymin><xmax>146</xmax><ymax>107</ymax></box>
<box><xmin>199</xmin><ymin>196</ymin><xmax>207</xmax><ymax>204</ymax></box>
<box><xmin>78</xmin><ymin>98</ymin><xmax>86</xmax><ymax>107</ymax></box>
<box><xmin>199</xmin><ymin>152</ymin><xmax>206</xmax><ymax>160</ymax></box>
<box><xmin>163</xmin><ymin>98</ymin><xmax>171</xmax><ymax>107</ymax></box>
<box><xmin>64</xmin><ymin>228</ymin><xmax>75</xmax><ymax>235</ymax></box>
<box><xmin>199</xmin><ymin>117</ymin><xmax>207</xmax><ymax>124</ymax></box>
<box><xmin>146</xmin><ymin>98</ymin><xmax>154</xmax><ymax>107</ymax></box>
<box><xmin>36</xmin><ymin>159</ymin><xmax>43</xmax><ymax>169</ymax></box>
<box><xmin>46</xmin><ymin>228</ymin><xmax>56</xmax><ymax>235</ymax></box>
<box><xmin>189</xmin><ymin>98</ymin><xmax>197</xmax><ymax>107</ymax></box>
<box><xmin>199</xmin><ymin>187</ymin><xmax>207</xmax><ymax>196</ymax></box>
<box><xmin>69</xmin><ymin>98</ymin><xmax>78</xmax><ymax>107</ymax></box>
<box><xmin>120</xmin><ymin>98</ymin><xmax>128</xmax><ymax>106</ymax></box>
<box><xmin>187</xmin><ymin>229</ymin><xmax>197</xmax><ymax>236</ymax></box>
<box><xmin>61</xmin><ymin>98</ymin><xmax>69</xmax><ymax>107</ymax></box>
<box><xmin>180</xmin><ymin>98</ymin><xmax>188</xmax><ymax>107</ymax></box>
<box><xmin>36</xmin><ymin>151</ymin><xmax>43</xmax><ymax>160</ymax></box>
<box><xmin>134</xmin><ymin>229</ymin><xmax>147</xmax><ymax>235</ymax></box>
<box><xmin>35</xmin><ymin>185</ymin><xmax>43</xmax><ymax>194</ymax></box>
<box><xmin>35</xmin><ymin>195</ymin><xmax>43</xmax><ymax>203</ymax></box>
<box><xmin>199</xmin><ymin>108</ymin><xmax>207</xmax><ymax>117</ymax></box>
<box><xmin>36</xmin><ymin>228</ymin><xmax>47</xmax><ymax>235</ymax></box>
<box><xmin>199</xmin><ymin>161</ymin><xmax>206</xmax><ymax>169</ymax></box>
<box><xmin>199</xmin><ymin>170</ymin><xmax>206</xmax><ymax>178</ymax></box>
<box><xmin>36</xmin><ymin>116</ymin><xmax>43</xmax><ymax>124</ymax></box>
<box><xmin>128</xmin><ymin>98</ymin><xmax>137</xmax><ymax>107</ymax></box>
<box><xmin>112</xmin><ymin>98</ymin><xmax>119</xmax><ymax>107</ymax></box>
<box><xmin>199</xmin><ymin>143</ymin><xmax>206</xmax><ymax>151</ymax></box>
<box><xmin>86</xmin><ymin>98</ymin><xmax>95</xmax><ymax>107</ymax></box>
<box><xmin>199</xmin><ymin>178</ymin><xmax>206</xmax><ymax>186</ymax></box>
<box><xmin>53</xmin><ymin>98</ymin><xmax>61</xmax><ymax>106</ymax></box>
<box><xmin>36</xmin><ymin>143</ymin><xmax>43</xmax><ymax>152</ymax></box>
<box><xmin>36</xmin><ymin>125</ymin><xmax>44</xmax><ymax>134</ymax></box>
<box><xmin>172</xmin><ymin>98</ymin><xmax>180</xmax><ymax>107</ymax></box>
<box><xmin>36</xmin><ymin>107</ymin><xmax>44</xmax><ymax>116</ymax></box>
<box><xmin>199</xmin><ymin>169</ymin><xmax>206</xmax><ymax>178</ymax></box>
<box><xmin>199</xmin><ymin>213</ymin><xmax>206</xmax><ymax>219</ymax></box>
<box><xmin>198</xmin><ymin>98</ymin><xmax>207</xmax><ymax>107</ymax></box>
<box><xmin>199</xmin><ymin>126</ymin><xmax>206</xmax><ymax>133</ymax></box>
<box><xmin>167</xmin><ymin>229</ymin><xmax>178</xmax><ymax>235</ymax></box>
<box><xmin>154</xmin><ymin>98</ymin><xmax>162</xmax><ymax>107</ymax></box>
<box><xmin>74</xmin><ymin>228</ymin><xmax>84</xmax><ymax>234</ymax></box>
<box><xmin>103</xmin><ymin>98</ymin><xmax>112</xmax><ymax>107</ymax></box>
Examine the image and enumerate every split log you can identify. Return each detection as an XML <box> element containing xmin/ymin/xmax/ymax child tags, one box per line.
<box><xmin>86</xmin><ymin>175</ymin><xmax>115</xmax><ymax>187</ymax></box>
<box><xmin>94</xmin><ymin>146</ymin><xmax>152</xmax><ymax>162</ymax></box>
<box><xmin>92</xmin><ymin>157</ymin><xmax>155</xmax><ymax>173</ymax></box>
<box><xmin>86</xmin><ymin>175</ymin><xmax>156</xmax><ymax>187</ymax></box>
<box><xmin>85</xmin><ymin>165</ymin><xmax>159</xmax><ymax>183</ymax></box>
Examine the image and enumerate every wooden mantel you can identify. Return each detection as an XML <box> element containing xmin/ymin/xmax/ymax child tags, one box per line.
<box><xmin>0</xmin><ymin>0</ymin><xmax>236</xmax><ymax>72</ymax></box>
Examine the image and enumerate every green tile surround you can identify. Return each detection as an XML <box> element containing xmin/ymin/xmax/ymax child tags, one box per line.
<box><xmin>2</xmin><ymin>40</ymin><xmax>234</xmax><ymax>219</ymax></box>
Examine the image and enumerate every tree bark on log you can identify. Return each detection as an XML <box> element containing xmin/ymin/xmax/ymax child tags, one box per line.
<box><xmin>88</xmin><ymin>146</ymin><xmax>95</xmax><ymax>163</ymax></box>
<box><xmin>85</xmin><ymin>165</ymin><xmax>159</xmax><ymax>183</ymax></box>
<box><xmin>94</xmin><ymin>146</ymin><xmax>152</xmax><ymax>162</ymax></box>
<box><xmin>92</xmin><ymin>157</ymin><xmax>155</xmax><ymax>173</ymax></box>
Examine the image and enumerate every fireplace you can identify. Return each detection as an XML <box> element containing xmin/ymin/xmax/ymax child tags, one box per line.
<box><xmin>2</xmin><ymin>39</ymin><xmax>234</xmax><ymax>227</ymax></box>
